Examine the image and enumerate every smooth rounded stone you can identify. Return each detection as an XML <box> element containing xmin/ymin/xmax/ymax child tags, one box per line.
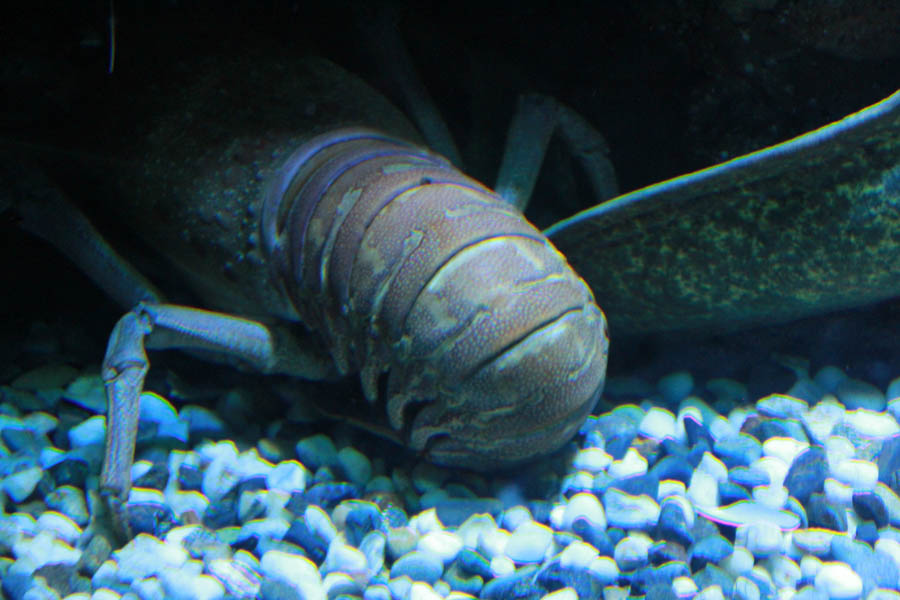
<box><xmin>608</xmin><ymin>447</ymin><xmax>648</xmax><ymax>479</ymax></box>
<box><xmin>658</xmin><ymin>372</ymin><xmax>694</xmax><ymax>406</ymax></box>
<box><xmin>417</xmin><ymin>530</ymin><xmax>463</xmax><ymax>565</ymax></box>
<box><xmin>802</xmin><ymin>399</ymin><xmax>845</xmax><ymax>445</ymax></box>
<box><xmin>714</xmin><ymin>434</ymin><xmax>762</xmax><ymax>469</ymax></box>
<box><xmin>477</xmin><ymin>527</ymin><xmax>510</xmax><ymax>560</ymax></box>
<box><xmin>340</xmin><ymin>500</ymin><xmax>387</xmax><ymax>548</ymax></box>
<box><xmin>756</xmin><ymin>394</ymin><xmax>808</xmax><ymax>419</ymax></box>
<box><xmin>2</xmin><ymin>465</ymin><xmax>43</xmax><ymax>502</ymax></box>
<box><xmin>856</xmin><ymin>520</ymin><xmax>879</xmax><ymax>546</ymax></box>
<box><xmin>737</xmin><ymin>522</ymin><xmax>782</xmax><ymax>557</ymax></box>
<box><xmin>335</xmin><ymin>446</ymin><xmax>372</xmax><ymax>488</ymax></box>
<box><xmin>815</xmin><ymin>562</ymin><xmax>862</xmax><ymax>600</ymax></box>
<box><xmin>718</xmin><ymin>480</ymin><xmax>751</xmax><ymax>505</ymax></box>
<box><xmin>792</xmin><ymin>529</ymin><xmax>834</xmax><ymax>556</ymax></box>
<box><xmin>836</xmin><ymin>379</ymin><xmax>885</xmax><ymax>412</ymax></box>
<box><xmin>688</xmin><ymin>470</ymin><xmax>720</xmax><ymax>509</ymax></box>
<box><xmin>807</xmin><ymin>495</ymin><xmax>848</xmax><ymax>532</ymax></box>
<box><xmin>35</xmin><ymin>512</ymin><xmax>81</xmax><ymax>546</ymax></box>
<box><xmin>876</xmin><ymin>538</ymin><xmax>900</xmax><ymax>571</ymax></box>
<box><xmin>294</xmin><ymin>434</ymin><xmax>338</xmax><ymax>472</ymax></box>
<box><xmin>43</xmin><ymin>486</ymin><xmax>88</xmax><ymax>527</ymax></box>
<box><xmin>813</xmin><ymin>366</ymin><xmax>847</xmax><ymax>393</ymax></box>
<box><xmin>572</xmin><ymin>447</ymin><xmax>612</xmax><ymax>473</ymax></box>
<box><xmin>831</xmin><ymin>535</ymin><xmax>899</xmax><ymax>597</ymax></box>
<box><xmin>868</xmin><ymin>590</ymin><xmax>900</xmax><ymax>600</ymax></box>
<box><xmin>843</xmin><ymin>409</ymin><xmax>899</xmax><ymax>439</ymax></box>
<box><xmin>785</xmin><ymin>446</ymin><xmax>828</xmax><ymax>504</ymax></box>
<box><xmin>729</xmin><ymin>466</ymin><xmax>769</xmax><ymax>489</ymax></box>
<box><xmin>266</xmin><ymin>460</ymin><xmax>306</xmax><ymax>495</ymax></box>
<box><xmin>832</xmin><ymin>458</ymin><xmax>878</xmax><ymax>491</ymax></box>
<box><xmin>481</xmin><ymin>564</ymin><xmax>540</xmax><ymax>599</ymax></box>
<box><xmin>61</xmin><ymin>374</ymin><xmax>106</xmax><ymax>413</ymax></box>
<box><xmin>697</xmin><ymin>452</ymin><xmax>728</xmax><ymax>483</ymax></box>
<box><xmin>159</xmin><ymin>567</ymin><xmax>225</xmax><ymax>600</ymax></box>
<box><xmin>853</xmin><ymin>491</ymin><xmax>889</xmax><ymax>528</ymax></box>
<box><xmin>321</xmin><ymin>541</ymin><xmax>368</xmax><ymax>582</ymax></box>
<box><xmin>694</xmin><ymin>584</ymin><xmax>726</xmax><ymax>600</ymax></box>
<box><xmin>639</xmin><ymin>407</ymin><xmax>677</xmax><ymax>442</ymax></box>
<box><xmin>752</xmin><ymin>485</ymin><xmax>788</xmax><ymax>510</ymax></box>
<box><xmin>562</xmin><ymin>471</ymin><xmax>594</xmax><ymax>496</ymax></box>
<box><xmin>691</xmin><ymin>535</ymin><xmax>733</xmax><ymax>571</ymax></box>
<box><xmin>504</xmin><ymin>521</ymin><xmax>552</xmax><ymax>564</ymax></box>
<box><xmin>694</xmin><ymin>564</ymin><xmax>735</xmax><ymax>598</ymax></box>
<box><xmin>649</xmin><ymin>455</ymin><xmax>694</xmax><ymax>486</ymax></box>
<box><xmin>763</xmin><ymin>437</ymin><xmax>810</xmax><ymax>466</ymax></box>
<box><xmin>603</xmin><ymin>488</ymin><xmax>660</xmax><ymax>530</ymax></box>
<box><xmin>657</xmin><ymin>501</ymin><xmax>693</xmax><ymax>547</ymax></box>
<box><xmin>390</xmin><ymin>550</ymin><xmax>443</xmax><ymax>584</ymax></box>
<box><xmin>67</xmin><ymin>415</ymin><xmax>105</xmax><ymax>448</ymax></box>
<box><xmin>734</xmin><ymin>575</ymin><xmax>760</xmax><ymax>600</ymax></box>
<box><xmin>205</xmin><ymin>558</ymin><xmax>261</xmax><ymax>598</ymax></box>
<box><xmin>562</xmin><ymin>492</ymin><xmax>606</xmax><ymax>531</ymax></box>
<box><xmin>323</xmin><ymin>571</ymin><xmax>363</xmax><ymax>597</ymax></box>
<box><xmin>613</xmin><ymin>533</ymin><xmax>652</xmax><ymax>571</ymax></box>
<box><xmin>823</xmin><ymin>478</ymin><xmax>853</xmax><ymax>509</ymax></box>
<box><xmin>490</xmin><ymin>554</ymin><xmax>516</xmax><ymax>577</ymax></box>
<box><xmin>559</xmin><ymin>541</ymin><xmax>599</xmax><ymax>570</ymax></box>
<box><xmin>720</xmin><ymin>546</ymin><xmax>754</xmax><ymax>577</ymax></box>
<box><xmin>457</xmin><ymin>548</ymin><xmax>492</xmax><ymax>579</ymax></box>
<box><xmin>541</xmin><ymin>587</ymin><xmax>578</xmax><ymax>600</ymax></box>
<box><xmin>501</xmin><ymin>505</ymin><xmax>533</xmax><ymax>532</ymax></box>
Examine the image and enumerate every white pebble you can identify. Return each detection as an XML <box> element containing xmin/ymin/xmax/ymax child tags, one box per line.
<box><xmin>409</xmin><ymin>582</ymin><xmax>443</xmax><ymax>600</ymax></box>
<box><xmin>720</xmin><ymin>546</ymin><xmax>754</xmax><ymax>576</ymax></box>
<box><xmin>876</xmin><ymin>538</ymin><xmax>900</xmax><ymax>571</ymax></box>
<box><xmin>697</xmin><ymin>452</ymin><xmax>728</xmax><ymax>483</ymax></box>
<box><xmin>266</xmin><ymin>460</ymin><xmax>306</xmax><ymax>494</ymax></box>
<box><xmin>672</xmin><ymin>576</ymin><xmax>698</xmax><ymax>598</ymax></box>
<box><xmin>607</xmin><ymin>447</ymin><xmax>648</xmax><ymax>479</ymax></box>
<box><xmin>752</xmin><ymin>485</ymin><xmax>788</xmax><ymax>510</ymax></box>
<box><xmin>734</xmin><ymin>576</ymin><xmax>760</xmax><ymax>600</ymax></box>
<box><xmin>756</xmin><ymin>394</ymin><xmax>808</xmax><ymax>419</ymax></box>
<box><xmin>160</xmin><ymin>567</ymin><xmax>225</xmax><ymax>600</ymax></box>
<box><xmin>603</xmin><ymin>488</ymin><xmax>660</xmax><ymax>530</ymax></box>
<box><xmin>260</xmin><ymin>550</ymin><xmax>325</xmax><ymax>600</ymax></box>
<box><xmin>831</xmin><ymin>458</ymin><xmax>878</xmax><ymax>491</ymax></box>
<box><xmin>572</xmin><ymin>447</ymin><xmax>612</xmax><ymax>473</ymax></box>
<box><xmin>613</xmin><ymin>534</ymin><xmax>651</xmax><ymax>570</ymax></box>
<box><xmin>114</xmin><ymin>534</ymin><xmax>186</xmax><ymax>583</ymax></box>
<box><xmin>823</xmin><ymin>478</ymin><xmax>854</xmax><ymax>507</ymax></box>
<box><xmin>456</xmin><ymin>514</ymin><xmax>497</xmax><ymax>549</ymax></box>
<box><xmin>505</xmin><ymin>521</ymin><xmax>553</xmax><ymax>564</ymax></box>
<box><xmin>687</xmin><ymin>470</ymin><xmax>719</xmax><ymax>509</ymax></box>
<box><xmin>738</xmin><ymin>522</ymin><xmax>783</xmax><ymax>557</ymax></box>
<box><xmin>695</xmin><ymin>584</ymin><xmax>726</xmax><ymax>600</ymax></box>
<box><xmin>490</xmin><ymin>554</ymin><xmax>515</xmax><ymax>577</ymax></box>
<box><xmin>762</xmin><ymin>437</ymin><xmax>810</xmax><ymax>466</ymax></box>
<box><xmin>639</xmin><ymin>407</ymin><xmax>677</xmax><ymax>442</ymax></box>
<box><xmin>750</xmin><ymin>456</ymin><xmax>789</xmax><ymax>488</ymax></box>
<box><xmin>802</xmin><ymin>398</ymin><xmax>844</xmax><ymax>444</ymax></box>
<box><xmin>305</xmin><ymin>505</ymin><xmax>338</xmax><ymax>544</ymax></box>
<box><xmin>588</xmin><ymin>555</ymin><xmax>619</xmax><ymax>584</ymax></box>
<box><xmin>559</xmin><ymin>541</ymin><xmax>599</xmax><ymax>569</ymax></box>
<box><xmin>843</xmin><ymin>409</ymin><xmax>899</xmax><ymax>439</ymax></box>
<box><xmin>478</xmin><ymin>528</ymin><xmax>510</xmax><ymax>560</ymax></box>
<box><xmin>3</xmin><ymin>466</ymin><xmax>44</xmax><ymax>503</ymax></box>
<box><xmin>417</xmin><ymin>530</ymin><xmax>463</xmax><ymax>564</ymax></box>
<box><xmin>562</xmin><ymin>492</ymin><xmax>606</xmax><ymax>530</ymax></box>
<box><xmin>765</xmin><ymin>555</ymin><xmax>801</xmax><ymax>589</ymax></box>
<box><xmin>321</xmin><ymin>540</ymin><xmax>368</xmax><ymax>581</ymax></box>
<box><xmin>814</xmin><ymin>562</ymin><xmax>862</xmax><ymax>600</ymax></box>
<box><xmin>36</xmin><ymin>512</ymin><xmax>81</xmax><ymax>545</ymax></box>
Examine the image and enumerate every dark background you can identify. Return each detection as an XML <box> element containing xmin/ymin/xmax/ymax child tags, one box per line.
<box><xmin>1</xmin><ymin>0</ymin><xmax>899</xmax><ymax>398</ymax></box>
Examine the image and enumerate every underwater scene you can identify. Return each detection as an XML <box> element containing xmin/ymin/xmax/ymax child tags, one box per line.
<box><xmin>1</xmin><ymin>2</ymin><xmax>899</xmax><ymax>599</ymax></box>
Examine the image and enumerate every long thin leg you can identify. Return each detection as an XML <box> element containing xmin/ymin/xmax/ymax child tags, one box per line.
<box><xmin>100</xmin><ymin>302</ymin><xmax>334</xmax><ymax>536</ymax></box>
<box><xmin>495</xmin><ymin>93</ymin><xmax>618</xmax><ymax>212</ymax></box>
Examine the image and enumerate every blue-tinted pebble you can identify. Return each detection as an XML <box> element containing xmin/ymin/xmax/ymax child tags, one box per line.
<box><xmin>784</xmin><ymin>446</ymin><xmax>827</xmax><ymax>504</ymax></box>
<box><xmin>693</xmin><ymin>563</ymin><xmax>735</xmax><ymax>597</ymax></box>
<box><xmin>132</xmin><ymin>460</ymin><xmax>168</xmax><ymax>490</ymax></box>
<box><xmin>649</xmin><ymin>541</ymin><xmax>687</xmax><ymax>565</ymax></box>
<box><xmin>659</xmin><ymin>437</ymin><xmax>690</xmax><ymax>460</ymax></box>
<box><xmin>360</xmin><ymin>531</ymin><xmax>386</xmax><ymax>574</ymax></box>
<box><xmin>295</xmin><ymin>434</ymin><xmax>338</xmax><ymax>471</ymax></box>
<box><xmin>527</xmin><ymin>500</ymin><xmax>552</xmax><ymax>525</ymax></box>
<box><xmin>718</xmin><ymin>480</ymin><xmax>751</xmax><ymax>504</ymax></box>
<box><xmin>457</xmin><ymin>548</ymin><xmax>493</xmax><ymax>579</ymax></box>
<box><xmin>127</xmin><ymin>500</ymin><xmax>175</xmax><ymax>537</ymax></box>
<box><xmin>337</xmin><ymin>446</ymin><xmax>372</xmax><ymax>487</ymax></box>
<box><xmin>431</xmin><ymin>498</ymin><xmax>503</xmax><ymax>527</ymax></box>
<box><xmin>630</xmin><ymin>562</ymin><xmax>690</xmax><ymax>595</ymax></box>
<box><xmin>363</xmin><ymin>583</ymin><xmax>392</xmax><ymax>600</ymax></box>
<box><xmin>836</xmin><ymin>378</ymin><xmax>886</xmax><ymax>411</ymax></box>
<box><xmin>831</xmin><ymin>535</ymin><xmax>898</xmax><ymax>597</ymax></box>
<box><xmin>571</xmin><ymin>521</ymin><xmax>614</xmax><ymax>556</ymax></box>
<box><xmin>713</xmin><ymin>434</ymin><xmax>762</xmax><ymax>469</ymax></box>
<box><xmin>657</xmin><ymin>502</ymin><xmax>693</xmax><ymax>547</ymax></box>
<box><xmin>855</xmin><ymin>520</ymin><xmax>879</xmax><ymax>546</ymax></box>
<box><xmin>729</xmin><ymin>466</ymin><xmax>769</xmax><ymax>489</ymax></box>
<box><xmin>68</xmin><ymin>415</ymin><xmax>105</xmax><ymax>447</ymax></box>
<box><xmin>744</xmin><ymin>568</ymin><xmax>775</xmax><ymax>599</ymax></box>
<box><xmin>390</xmin><ymin>550</ymin><xmax>443</xmax><ymax>584</ymax></box>
<box><xmin>784</xmin><ymin>496</ymin><xmax>808</xmax><ymax>529</ymax></box>
<box><xmin>304</xmin><ymin>482</ymin><xmax>360</xmax><ymax>510</ymax></box>
<box><xmin>284</xmin><ymin>517</ymin><xmax>328</xmax><ymax>563</ymax></box>
<box><xmin>178</xmin><ymin>463</ymin><xmax>204</xmax><ymax>491</ymax></box>
<box><xmin>683</xmin><ymin>415</ymin><xmax>714</xmax><ymax>448</ymax></box>
<box><xmin>879</xmin><ymin>435</ymin><xmax>900</xmax><ymax>494</ymax></box>
<box><xmin>807</xmin><ymin>494</ymin><xmax>847</xmax><ymax>532</ymax></box>
<box><xmin>686</xmin><ymin>439</ymin><xmax>712</xmax><ymax>468</ymax></box>
<box><xmin>344</xmin><ymin>500</ymin><xmax>387</xmax><ymax>547</ymax></box>
<box><xmin>203</xmin><ymin>488</ymin><xmax>239</xmax><ymax>529</ymax></box>
<box><xmin>536</xmin><ymin>563</ymin><xmax>607</xmax><ymax>597</ymax></box>
<box><xmin>604</xmin><ymin>433</ymin><xmax>635</xmax><ymax>460</ymax></box>
<box><xmin>44</xmin><ymin>485</ymin><xmax>88</xmax><ymax>526</ymax></box>
<box><xmin>609</xmin><ymin>472</ymin><xmax>659</xmax><ymax>498</ymax></box>
<box><xmin>444</xmin><ymin>563</ymin><xmax>483</xmax><ymax>595</ymax></box>
<box><xmin>481</xmin><ymin>564</ymin><xmax>540</xmax><ymax>600</ymax></box>
<box><xmin>690</xmin><ymin>535</ymin><xmax>733</xmax><ymax>571</ymax></box>
<box><xmin>648</xmin><ymin>455</ymin><xmax>693</xmax><ymax>486</ymax></box>
<box><xmin>1</xmin><ymin>427</ymin><xmax>46</xmax><ymax>455</ymax></box>
<box><xmin>853</xmin><ymin>491</ymin><xmax>888</xmax><ymax>528</ymax></box>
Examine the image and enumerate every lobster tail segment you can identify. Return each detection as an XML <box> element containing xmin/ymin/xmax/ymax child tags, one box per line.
<box><xmin>262</xmin><ymin>128</ymin><xmax>608</xmax><ymax>469</ymax></box>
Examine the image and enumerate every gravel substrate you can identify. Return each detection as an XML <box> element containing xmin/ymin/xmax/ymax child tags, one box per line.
<box><xmin>4</xmin><ymin>319</ymin><xmax>900</xmax><ymax>600</ymax></box>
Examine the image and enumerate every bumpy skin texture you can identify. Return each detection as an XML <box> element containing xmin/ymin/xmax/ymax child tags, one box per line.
<box><xmin>263</xmin><ymin>129</ymin><xmax>609</xmax><ymax>469</ymax></box>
